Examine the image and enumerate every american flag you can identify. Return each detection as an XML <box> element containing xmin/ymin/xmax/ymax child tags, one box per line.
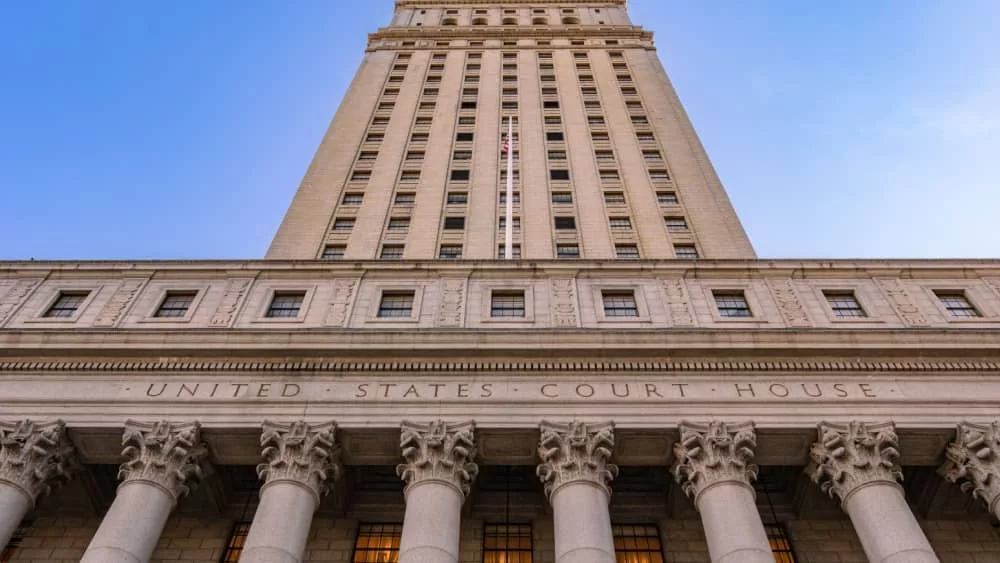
<box><xmin>501</xmin><ymin>133</ymin><xmax>510</xmax><ymax>154</ymax></box>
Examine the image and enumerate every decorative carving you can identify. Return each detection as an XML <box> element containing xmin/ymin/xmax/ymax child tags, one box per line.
<box><xmin>875</xmin><ymin>278</ymin><xmax>928</xmax><ymax>326</ymax></box>
<box><xmin>807</xmin><ymin>421</ymin><xmax>902</xmax><ymax>504</ymax></box>
<box><xmin>672</xmin><ymin>421</ymin><xmax>758</xmax><ymax>505</ymax></box>
<box><xmin>939</xmin><ymin>421</ymin><xmax>1000</xmax><ymax>514</ymax></box>
<box><xmin>257</xmin><ymin>420</ymin><xmax>341</xmax><ymax>504</ymax></box>
<box><xmin>0</xmin><ymin>278</ymin><xmax>43</xmax><ymax>326</ymax></box>
<box><xmin>396</xmin><ymin>420</ymin><xmax>478</xmax><ymax>498</ymax></box>
<box><xmin>93</xmin><ymin>279</ymin><xmax>146</xmax><ymax>327</ymax></box>
<box><xmin>325</xmin><ymin>278</ymin><xmax>359</xmax><ymax>326</ymax></box>
<box><xmin>436</xmin><ymin>278</ymin><xmax>466</xmax><ymax>327</ymax></box>
<box><xmin>119</xmin><ymin>420</ymin><xmax>207</xmax><ymax>502</ymax></box>
<box><xmin>536</xmin><ymin>420</ymin><xmax>618</xmax><ymax>499</ymax></box>
<box><xmin>0</xmin><ymin>419</ymin><xmax>76</xmax><ymax>505</ymax></box>
<box><xmin>209</xmin><ymin>278</ymin><xmax>253</xmax><ymax>327</ymax></box>
<box><xmin>985</xmin><ymin>278</ymin><xmax>1000</xmax><ymax>301</ymax></box>
<box><xmin>766</xmin><ymin>279</ymin><xmax>811</xmax><ymax>327</ymax></box>
<box><xmin>660</xmin><ymin>278</ymin><xmax>694</xmax><ymax>326</ymax></box>
<box><xmin>549</xmin><ymin>278</ymin><xmax>579</xmax><ymax>327</ymax></box>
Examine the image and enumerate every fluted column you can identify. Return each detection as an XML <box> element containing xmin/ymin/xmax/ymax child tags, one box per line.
<box><xmin>939</xmin><ymin>421</ymin><xmax>1000</xmax><ymax>519</ymax></box>
<box><xmin>396</xmin><ymin>420</ymin><xmax>478</xmax><ymax>563</ymax></box>
<box><xmin>536</xmin><ymin>420</ymin><xmax>618</xmax><ymax>563</ymax></box>
<box><xmin>808</xmin><ymin>421</ymin><xmax>938</xmax><ymax>563</ymax></box>
<box><xmin>0</xmin><ymin>420</ymin><xmax>75</xmax><ymax>547</ymax></box>
<box><xmin>81</xmin><ymin>420</ymin><xmax>206</xmax><ymax>563</ymax></box>
<box><xmin>672</xmin><ymin>421</ymin><xmax>772</xmax><ymax>563</ymax></box>
<box><xmin>240</xmin><ymin>420</ymin><xmax>342</xmax><ymax>563</ymax></box>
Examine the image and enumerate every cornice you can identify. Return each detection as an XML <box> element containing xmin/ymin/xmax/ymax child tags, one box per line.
<box><xmin>367</xmin><ymin>24</ymin><xmax>652</xmax><ymax>43</ymax></box>
<box><xmin>394</xmin><ymin>1</ymin><xmax>627</xmax><ymax>6</ymax></box>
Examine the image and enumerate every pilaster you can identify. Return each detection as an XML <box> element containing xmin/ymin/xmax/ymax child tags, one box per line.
<box><xmin>536</xmin><ymin>420</ymin><xmax>618</xmax><ymax>499</ymax></box>
<box><xmin>396</xmin><ymin>420</ymin><xmax>478</xmax><ymax>498</ymax></box>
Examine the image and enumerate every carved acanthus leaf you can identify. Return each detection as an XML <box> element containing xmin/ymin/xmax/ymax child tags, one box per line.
<box><xmin>672</xmin><ymin>421</ymin><xmax>758</xmax><ymax>505</ymax></box>
<box><xmin>119</xmin><ymin>420</ymin><xmax>207</xmax><ymax>502</ymax></box>
<box><xmin>257</xmin><ymin>420</ymin><xmax>341</xmax><ymax>503</ymax></box>
<box><xmin>939</xmin><ymin>421</ymin><xmax>1000</xmax><ymax>513</ymax></box>
<box><xmin>396</xmin><ymin>420</ymin><xmax>478</xmax><ymax>499</ymax></box>
<box><xmin>0</xmin><ymin>419</ymin><xmax>76</xmax><ymax>505</ymax></box>
<box><xmin>536</xmin><ymin>420</ymin><xmax>618</xmax><ymax>499</ymax></box>
<box><xmin>807</xmin><ymin>420</ymin><xmax>902</xmax><ymax>505</ymax></box>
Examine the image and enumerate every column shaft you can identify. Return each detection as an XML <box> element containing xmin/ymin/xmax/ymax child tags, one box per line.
<box><xmin>0</xmin><ymin>485</ymin><xmax>31</xmax><ymax>548</ymax></box>
<box><xmin>551</xmin><ymin>482</ymin><xmax>615</xmax><ymax>563</ymax></box>
<box><xmin>240</xmin><ymin>482</ymin><xmax>317</xmax><ymax>563</ymax></box>
<box><xmin>697</xmin><ymin>483</ymin><xmax>773</xmax><ymax>563</ymax></box>
<box><xmin>399</xmin><ymin>481</ymin><xmax>463</xmax><ymax>563</ymax></box>
<box><xmin>80</xmin><ymin>481</ymin><xmax>175</xmax><ymax>563</ymax></box>
<box><xmin>843</xmin><ymin>484</ymin><xmax>938</xmax><ymax>563</ymax></box>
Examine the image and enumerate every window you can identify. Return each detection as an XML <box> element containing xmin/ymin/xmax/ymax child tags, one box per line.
<box><xmin>358</xmin><ymin>151</ymin><xmax>378</xmax><ymax>161</ymax></box>
<box><xmin>443</xmin><ymin>217</ymin><xmax>466</xmax><ymax>230</ymax></box>
<box><xmin>352</xmin><ymin>523</ymin><xmax>402</xmax><ymax>563</ymax></box>
<box><xmin>604</xmin><ymin>192</ymin><xmax>626</xmax><ymax>205</ymax></box>
<box><xmin>609</xmin><ymin>217</ymin><xmax>632</xmax><ymax>230</ymax></box>
<box><xmin>411</xmin><ymin>133</ymin><xmax>429</xmax><ymax>142</ymax></box>
<box><xmin>551</xmin><ymin>192</ymin><xmax>573</xmax><ymax>204</ymax></box>
<box><xmin>554</xmin><ymin>217</ymin><xmax>577</xmax><ymax>231</ymax></box>
<box><xmin>674</xmin><ymin>245</ymin><xmax>698</xmax><ymax>259</ymax></box>
<box><xmin>935</xmin><ymin>291</ymin><xmax>981</xmax><ymax>318</ymax></box>
<box><xmin>219</xmin><ymin>522</ymin><xmax>251</xmax><ymax>563</ymax></box>
<box><xmin>765</xmin><ymin>523</ymin><xmax>798</xmax><ymax>563</ymax></box>
<box><xmin>483</xmin><ymin>524</ymin><xmax>532</xmax><ymax>563</ymax></box>
<box><xmin>823</xmin><ymin>291</ymin><xmax>866</xmax><ymax>318</ymax></box>
<box><xmin>266</xmin><ymin>292</ymin><xmax>305</xmax><ymax>318</ymax></box>
<box><xmin>388</xmin><ymin>218</ymin><xmax>410</xmax><ymax>232</ymax></box>
<box><xmin>592</xmin><ymin>132</ymin><xmax>610</xmax><ymax>142</ymax></box>
<box><xmin>399</xmin><ymin>171</ymin><xmax>420</xmax><ymax>182</ymax></box>
<box><xmin>450</xmin><ymin>170</ymin><xmax>470</xmax><ymax>181</ymax></box>
<box><xmin>595</xmin><ymin>150</ymin><xmax>614</xmax><ymax>162</ymax></box>
<box><xmin>342</xmin><ymin>193</ymin><xmax>363</xmax><ymax>206</ymax></box>
<box><xmin>649</xmin><ymin>170</ymin><xmax>671</xmax><ymax>181</ymax></box>
<box><xmin>332</xmin><ymin>218</ymin><xmax>355</xmax><ymax>231</ymax></box>
<box><xmin>499</xmin><ymin>192</ymin><xmax>521</xmax><ymax>205</ymax></box>
<box><xmin>350</xmin><ymin>171</ymin><xmax>371</xmax><ymax>182</ymax></box>
<box><xmin>497</xmin><ymin>245</ymin><xmax>522</xmax><ymax>259</ymax></box>
<box><xmin>588</xmin><ymin>116</ymin><xmax>605</xmax><ymax>126</ymax></box>
<box><xmin>447</xmin><ymin>192</ymin><xmax>468</xmax><ymax>205</ymax></box>
<box><xmin>546</xmin><ymin>132</ymin><xmax>564</xmax><ymax>142</ymax></box>
<box><xmin>498</xmin><ymin>217</ymin><xmax>521</xmax><ymax>231</ymax></box>
<box><xmin>458</xmin><ymin>117</ymin><xmax>475</xmax><ymax>125</ymax></box>
<box><xmin>322</xmin><ymin>245</ymin><xmax>346</xmax><ymax>259</ymax></box>
<box><xmin>714</xmin><ymin>291</ymin><xmax>752</xmax><ymax>318</ymax></box>
<box><xmin>636</xmin><ymin>133</ymin><xmax>655</xmax><ymax>142</ymax></box>
<box><xmin>550</xmin><ymin>170</ymin><xmax>570</xmax><ymax>181</ymax></box>
<box><xmin>406</xmin><ymin>151</ymin><xmax>424</xmax><ymax>161</ymax></box>
<box><xmin>377</xmin><ymin>292</ymin><xmax>415</xmax><ymax>318</ymax></box>
<box><xmin>491</xmin><ymin>291</ymin><xmax>526</xmax><ymax>318</ymax></box>
<box><xmin>612</xmin><ymin>525</ymin><xmax>663</xmax><ymax>563</ymax></box>
<box><xmin>643</xmin><ymin>150</ymin><xmax>662</xmax><ymax>160</ymax></box>
<box><xmin>439</xmin><ymin>245</ymin><xmax>463</xmax><ymax>259</ymax></box>
<box><xmin>548</xmin><ymin>150</ymin><xmax>566</xmax><ymax>160</ymax></box>
<box><xmin>415</xmin><ymin>117</ymin><xmax>432</xmax><ymax>126</ymax></box>
<box><xmin>600</xmin><ymin>170</ymin><xmax>620</xmax><ymax>182</ymax></box>
<box><xmin>456</xmin><ymin>132</ymin><xmax>474</xmax><ymax>142</ymax></box>
<box><xmin>544</xmin><ymin>116</ymin><xmax>561</xmax><ymax>125</ymax></box>
<box><xmin>502</xmin><ymin>101</ymin><xmax>518</xmax><ymax>110</ymax></box>
<box><xmin>380</xmin><ymin>245</ymin><xmax>404</xmax><ymax>260</ymax></box>
<box><xmin>461</xmin><ymin>101</ymin><xmax>478</xmax><ymax>109</ymax></box>
<box><xmin>44</xmin><ymin>292</ymin><xmax>88</xmax><ymax>318</ymax></box>
<box><xmin>394</xmin><ymin>193</ymin><xmax>415</xmax><ymax>206</ymax></box>
<box><xmin>664</xmin><ymin>217</ymin><xmax>688</xmax><ymax>231</ymax></box>
<box><xmin>419</xmin><ymin>102</ymin><xmax>435</xmax><ymax>110</ymax></box>
<box><xmin>154</xmin><ymin>291</ymin><xmax>196</xmax><ymax>318</ymax></box>
<box><xmin>616</xmin><ymin>245</ymin><xmax>640</xmax><ymax>260</ymax></box>
<box><xmin>543</xmin><ymin>100</ymin><xmax>559</xmax><ymax>109</ymax></box>
<box><xmin>657</xmin><ymin>192</ymin><xmax>678</xmax><ymax>205</ymax></box>
<box><xmin>556</xmin><ymin>244</ymin><xmax>580</xmax><ymax>258</ymax></box>
<box><xmin>602</xmin><ymin>291</ymin><xmax>638</xmax><ymax>317</ymax></box>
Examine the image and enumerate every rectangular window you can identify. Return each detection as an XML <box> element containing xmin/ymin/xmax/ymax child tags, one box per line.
<box><xmin>483</xmin><ymin>523</ymin><xmax>533</xmax><ymax>563</ymax></box>
<box><xmin>602</xmin><ymin>291</ymin><xmax>638</xmax><ymax>317</ymax></box>
<box><xmin>405</xmin><ymin>151</ymin><xmax>424</xmax><ymax>161</ymax></box>
<box><xmin>388</xmin><ymin>218</ymin><xmax>410</xmax><ymax>232</ymax></box>
<box><xmin>461</xmin><ymin>101</ymin><xmax>478</xmax><ymax>109</ymax></box>
<box><xmin>411</xmin><ymin>133</ymin><xmax>429</xmax><ymax>142</ymax></box>
<box><xmin>546</xmin><ymin>132</ymin><xmax>564</xmax><ymax>142</ymax></box>
<box><xmin>766</xmin><ymin>523</ymin><xmax>798</xmax><ymax>562</ymax></box>
<box><xmin>352</xmin><ymin>523</ymin><xmax>402</xmax><ymax>563</ymax></box>
<box><xmin>643</xmin><ymin>150</ymin><xmax>662</xmax><ymax>160</ymax></box>
<box><xmin>604</xmin><ymin>192</ymin><xmax>626</xmax><ymax>205</ymax></box>
<box><xmin>350</xmin><ymin>171</ymin><xmax>371</xmax><ymax>182</ymax></box>
<box><xmin>657</xmin><ymin>192</ymin><xmax>678</xmax><ymax>205</ymax></box>
<box><xmin>615</xmin><ymin>245</ymin><xmax>640</xmax><ymax>260</ymax></box>
<box><xmin>595</xmin><ymin>151</ymin><xmax>614</xmax><ymax>162</ymax></box>
<box><xmin>456</xmin><ymin>132</ymin><xmax>474</xmax><ymax>142</ymax></box>
<box><xmin>588</xmin><ymin>116</ymin><xmax>605</xmax><ymax>126</ymax></box>
<box><xmin>609</xmin><ymin>217</ymin><xmax>632</xmax><ymax>230</ymax></box>
<box><xmin>600</xmin><ymin>170</ymin><xmax>620</xmax><ymax>182</ymax></box>
<box><xmin>458</xmin><ymin>117</ymin><xmax>475</xmax><ymax>126</ymax></box>
<box><xmin>556</xmin><ymin>244</ymin><xmax>580</xmax><ymax>258</ymax></box>
<box><xmin>266</xmin><ymin>292</ymin><xmax>305</xmax><ymax>318</ymax></box>
<box><xmin>554</xmin><ymin>217</ymin><xmax>576</xmax><ymax>230</ymax></box>
<box><xmin>491</xmin><ymin>291</ymin><xmax>526</xmax><ymax>318</ymax></box>
<box><xmin>443</xmin><ymin>217</ymin><xmax>466</xmax><ymax>230</ymax></box>
<box><xmin>499</xmin><ymin>192</ymin><xmax>521</xmax><ymax>205</ymax></box>
<box><xmin>543</xmin><ymin>100</ymin><xmax>559</xmax><ymax>108</ymax></box>
<box><xmin>592</xmin><ymin>132</ymin><xmax>610</xmax><ymax>142</ymax></box>
<box><xmin>674</xmin><ymin>245</ymin><xmax>698</xmax><ymax>259</ymax></box>
<box><xmin>497</xmin><ymin>245</ymin><xmax>522</xmax><ymax>259</ymax></box>
<box><xmin>714</xmin><ymin>291</ymin><xmax>752</xmax><ymax>318</ymax></box>
<box><xmin>377</xmin><ymin>292</ymin><xmax>415</xmax><ymax>318</ymax></box>
<box><xmin>154</xmin><ymin>291</ymin><xmax>197</xmax><ymax>318</ymax></box>
<box><xmin>332</xmin><ymin>218</ymin><xmax>355</xmax><ymax>231</ymax></box>
<box><xmin>502</xmin><ymin>101</ymin><xmax>519</xmax><ymax>110</ymax></box>
<box><xmin>612</xmin><ymin>525</ymin><xmax>663</xmax><ymax>563</ymax></box>
<box><xmin>447</xmin><ymin>192</ymin><xmax>468</xmax><ymax>205</ymax></box>
<box><xmin>415</xmin><ymin>117</ymin><xmax>432</xmax><ymax>126</ymax></box>
<box><xmin>664</xmin><ymin>217</ymin><xmax>688</xmax><ymax>231</ymax></box>
<box><xmin>394</xmin><ymin>193</ymin><xmax>415</xmax><ymax>206</ymax></box>
<box><xmin>399</xmin><ymin>170</ymin><xmax>420</xmax><ymax>182</ymax></box>
<box><xmin>341</xmin><ymin>193</ymin><xmax>364</xmax><ymax>206</ymax></box>
<box><xmin>358</xmin><ymin>151</ymin><xmax>378</xmax><ymax>161</ymax></box>
<box><xmin>498</xmin><ymin>217</ymin><xmax>521</xmax><ymax>231</ymax></box>
<box><xmin>935</xmin><ymin>291</ymin><xmax>981</xmax><ymax>317</ymax></box>
<box><xmin>321</xmin><ymin>245</ymin><xmax>346</xmax><ymax>260</ymax></box>
<box><xmin>551</xmin><ymin>192</ymin><xmax>573</xmax><ymax>204</ymax></box>
<box><xmin>219</xmin><ymin>522</ymin><xmax>251</xmax><ymax>563</ymax></box>
<box><xmin>824</xmin><ymin>291</ymin><xmax>866</xmax><ymax>318</ymax></box>
<box><xmin>649</xmin><ymin>170</ymin><xmax>671</xmax><ymax>181</ymax></box>
<box><xmin>547</xmin><ymin>150</ymin><xmax>566</xmax><ymax>160</ymax></box>
<box><xmin>550</xmin><ymin>170</ymin><xmax>570</xmax><ymax>181</ymax></box>
<box><xmin>419</xmin><ymin>102</ymin><xmax>435</xmax><ymax>110</ymax></box>
<box><xmin>380</xmin><ymin>245</ymin><xmax>404</xmax><ymax>260</ymax></box>
<box><xmin>439</xmin><ymin>245</ymin><xmax>463</xmax><ymax>259</ymax></box>
<box><xmin>44</xmin><ymin>292</ymin><xmax>89</xmax><ymax>318</ymax></box>
<box><xmin>450</xmin><ymin>169</ymin><xmax>471</xmax><ymax>181</ymax></box>
<box><xmin>636</xmin><ymin>133</ymin><xmax>655</xmax><ymax>142</ymax></box>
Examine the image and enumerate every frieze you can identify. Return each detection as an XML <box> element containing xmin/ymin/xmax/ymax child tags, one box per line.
<box><xmin>209</xmin><ymin>278</ymin><xmax>253</xmax><ymax>327</ymax></box>
<box><xmin>93</xmin><ymin>278</ymin><xmax>147</xmax><ymax>327</ymax></box>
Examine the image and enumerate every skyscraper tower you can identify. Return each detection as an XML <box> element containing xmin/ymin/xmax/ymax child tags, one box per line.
<box><xmin>268</xmin><ymin>0</ymin><xmax>754</xmax><ymax>261</ymax></box>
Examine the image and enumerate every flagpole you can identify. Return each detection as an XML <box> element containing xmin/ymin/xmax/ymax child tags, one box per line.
<box><xmin>504</xmin><ymin>116</ymin><xmax>514</xmax><ymax>260</ymax></box>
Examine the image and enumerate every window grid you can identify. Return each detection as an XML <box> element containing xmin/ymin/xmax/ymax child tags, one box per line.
<box><xmin>497</xmin><ymin>245</ymin><xmax>522</xmax><ymax>259</ymax></box>
<box><xmin>483</xmin><ymin>524</ymin><xmax>533</xmax><ymax>563</ymax></box>
<box><xmin>556</xmin><ymin>245</ymin><xmax>580</xmax><ymax>259</ymax></box>
<box><xmin>352</xmin><ymin>523</ymin><xmax>402</xmax><ymax>563</ymax></box>
<box><xmin>380</xmin><ymin>245</ymin><xmax>404</xmax><ymax>260</ymax></box>
<box><xmin>322</xmin><ymin>245</ymin><xmax>346</xmax><ymax>260</ymax></box>
<box><xmin>612</xmin><ymin>525</ymin><xmax>663</xmax><ymax>563</ymax></box>
<box><xmin>616</xmin><ymin>245</ymin><xmax>640</xmax><ymax>260</ymax></box>
<box><xmin>155</xmin><ymin>292</ymin><xmax>197</xmax><ymax>318</ymax></box>
<box><xmin>377</xmin><ymin>292</ymin><xmax>415</xmax><ymax>318</ymax></box>
<box><xmin>602</xmin><ymin>291</ymin><xmax>638</xmax><ymax>318</ymax></box>
<box><xmin>765</xmin><ymin>524</ymin><xmax>798</xmax><ymax>562</ymax></box>
<box><xmin>491</xmin><ymin>292</ymin><xmax>526</xmax><ymax>318</ymax></box>
<box><xmin>266</xmin><ymin>292</ymin><xmax>305</xmax><ymax>318</ymax></box>
<box><xmin>936</xmin><ymin>292</ymin><xmax>981</xmax><ymax>317</ymax></box>
<box><xmin>674</xmin><ymin>245</ymin><xmax>698</xmax><ymax>259</ymax></box>
<box><xmin>44</xmin><ymin>292</ymin><xmax>88</xmax><ymax>318</ymax></box>
<box><xmin>219</xmin><ymin>522</ymin><xmax>251</xmax><ymax>563</ymax></box>
<box><xmin>714</xmin><ymin>292</ymin><xmax>752</xmax><ymax>318</ymax></box>
<box><xmin>439</xmin><ymin>245</ymin><xmax>463</xmax><ymax>259</ymax></box>
<box><xmin>824</xmin><ymin>292</ymin><xmax>866</xmax><ymax>318</ymax></box>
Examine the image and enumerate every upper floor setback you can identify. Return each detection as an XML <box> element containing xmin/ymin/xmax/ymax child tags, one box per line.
<box><xmin>2</xmin><ymin>259</ymin><xmax>1000</xmax><ymax>340</ymax></box>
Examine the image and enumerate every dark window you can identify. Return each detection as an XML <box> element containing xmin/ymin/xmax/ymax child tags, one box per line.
<box><xmin>342</xmin><ymin>193</ymin><xmax>364</xmax><ymax>205</ymax></box>
<box><xmin>44</xmin><ymin>292</ymin><xmax>89</xmax><ymax>318</ymax></box>
<box><xmin>935</xmin><ymin>291</ymin><xmax>981</xmax><ymax>317</ymax></box>
<box><xmin>714</xmin><ymin>291</ymin><xmax>752</xmax><ymax>318</ymax></box>
<box><xmin>350</xmin><ymin>171</ymin><xmax>371</xmax><ymax>182</ymax></box>
<box><xmin>657</xmin><ymin>192</ymin><xmax>678</xmax><ymax>205</ymax></box>
<box><xmin>824</xmin><ymin>291</ymin><xmax>867</xmax><ymax>318</ymax></box>
<box><xmin>551</xmin><ymin>192</ymin><xmax>573</xmax><ymax>204</ymax></box>
<box><xmin>377</xmin><ymin>292</ymin><xmax>415</xmax><ymax>318</ymax></box>
<box><xmin>332</xmin><ymin>218</ymin><xmax>355</xmax><ymax>231</ymax></box>
<box><xmin>358</xmin><ymin>151</ymin><xmax>378</xmax><ymax>161</ymax></box>
<box><xmin>266</xmin><ymin>292</ymin><xmax>305</xmax><ymax>318</ymax></box>
<box><xmin>461</xmin><ymin>101</ymin><xmax>478</xmax><ymax>109</ymax></box>
<box><xmin>602</xmin><ymin>291</ymin><xmax>638</xmax><ymax>317</ymax></box>
<box><xmin>444</xmin><ymin>217</ymin><xmax>466</xmax><ymax>230</ymax></box>
<box><xmin>543</xmin><ymin>100</ymin><xmax>559</xmax><ymax>109</ymax></box>
<box><xmin>394</xmin><ymin>193</ymin><xmax>415</xmax><ymax>206</ymax></box>
<box><xmin>439</xmin><ymin>245</ymin><xmax>463</xmax><ymax>259</ymax></box>
<box><xmin>612</xmin><ymin>525</ymin><xmax>663</xmax><ymax>563</ymax></box>
<box><xmin>546</xmin><ymin>132</ymin><xmax>564</xmax><ymax>141</ymax></box>
<box><xmin>447</xmin><ymin>192</ymin><xmax>468</xmax><ymax>205</ymax></box>
<box><xmin>450</xmin><ymin>170</ymin><xmax>471</xmax><ymax>181</ymax></box>
<box><xmin>554</xmin><ymin>217</ymin><xmax>576</xmax><ymax>230</ymax></box>
<box><xmin>604</xmin><ymin>192</ymin><xmax>626</xmax><ymax>205</ymax></box>
<box><xmin>321</xmin><ymin>245</ymin><xmax>346</xmax><ymax>260</ymax></box>
<box><xmin>352</xmin><ymin>523</ymin><xmax>403</xmax><ymax>563</ymax></box>
<box><xmin>556</xmin><ymin>244</ymin><xmax>580</xmax><ymax>258</ymax></box>
<box><xmin>664</xmin><ymin>217</ymin><xmax>688</xmax><ymax>231</ymax></box>
<box><xmin>220</xmin><ymin>521</ymin><xmax>251</xmax><ymax>563</ymax></box>
<box><xmin>491</xmin><ymin>291</ymin><xmax>526</xmax><ymax>318</ymax></box>
<box><xmin>550</xmin><ymin>169</ymin><xmax>570</xmax><ymax>181</ymax></box>
<box><xmin>615</xmin><ymin>245</ymin><xmax>640</xmax><ymax>260</ymax></box>
<box><xmin>388</xmin><ymin>218</ymin><xmax>410</xmax><ymax>231</ymax></box>
<box><xmin>675</xmin><ymin>245</ymin><xmax>698</xmax><ymax>259</ymax></box>
<box><xmin>483</xmin><ymin>523</ymin><xmax>533</xmax><ymax>563</ymax></box>
<box><xmin>456</xmin><ymin>132</ymin><xmax>474</xmax><ymax>142</ymax></box>
<box><xmin>380</xmin><ymin>245</ymin><xmax>404</xmax><ymax>260</ymax></box>
<box><xmin>609</xmin><ymin>217</ymin><xmax>632</xmax><ymax>230</ymax></box>
<box><xmin>154</xmin><ymin>291</ymin><xmax>197</xmax><ymax>318</ymax></box>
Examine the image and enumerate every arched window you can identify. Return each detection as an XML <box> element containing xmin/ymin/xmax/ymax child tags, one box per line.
<box><xmin>472</xmin><ymin>17</ymin><xmax>487</xmax><ymax>25</ymax></box>
<box><xmin>442</xmin><ymin>18</ymin><xmax>458</xmax><ymax>26</ymax></box>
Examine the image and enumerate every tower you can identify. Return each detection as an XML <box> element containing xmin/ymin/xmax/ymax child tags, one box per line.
<box><xmin>268</xmin><ymin>0</ymin><xmax>754</xmax><ymax>261</ymax></box>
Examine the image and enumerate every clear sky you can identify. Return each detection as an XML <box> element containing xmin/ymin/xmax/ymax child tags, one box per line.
<box><xmin>1</xmin><ymin>1</ymin><xmax>997</xmax><ymax>260</ymax></box>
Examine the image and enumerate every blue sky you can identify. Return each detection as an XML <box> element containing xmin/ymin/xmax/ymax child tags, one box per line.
<box><xmin>1</xmin><ymin>1</ymin><xmax>997</xmax><ymax>260</ymax></box>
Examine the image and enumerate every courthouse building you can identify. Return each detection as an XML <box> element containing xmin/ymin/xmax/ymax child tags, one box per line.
<box><xmin>4</xmin><ymin>1</ymin><xmax>1000</xmax><ymax>562</ymax></box>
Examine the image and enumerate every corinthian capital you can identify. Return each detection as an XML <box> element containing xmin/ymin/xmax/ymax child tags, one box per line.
<box><xmin>257</xmin><ymin>420</ymin><xmax>342</xmax><ymax>504</ymax></box>
<box><xmin>396</xmin><ymin>420</ymin><xmax>478</xmax><ymax>499</ymax></box>
<box><xmin>536</xmin><ymin>420</ymin><xmax>618</xmax><ymax>499</ymax></box>
<box><xmin>119</xmin><ymin>420</ymin><xmax>207</xmax><ymax>503</ymax></box>
<box><xmin>939</xmin><ymin>421</ymin><xmax>1000</xmax><ymax>513</ymax></box>
<box><xmin>0</xmin><ymin>419</ymin><xmax>76</xmax><ymax>506</ymax></box>
<box><xmin>672</xmin><ymin>421</ymin><xmax>758</xmax><ymax>505</ymax></box>
<box><xmin>807</xmin><ymin>421</ymin><xmax>902</xmax><ymax>504</ymax></box>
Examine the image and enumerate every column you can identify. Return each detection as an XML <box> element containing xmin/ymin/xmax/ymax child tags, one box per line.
<box><xmin>808</xmin><ymin>421</ymin><xmax>939</xmax><ymax>563</ymax></box>
<box><xmin>396</xmin><ymin>420</ymin><xmax>478</xmax><ymax>563</ymax></box>
<box><xmin>0</xmin><ymin>420</ymin><xmax>76</xmax><ymax>547</ymax></box>
<box><xmin>81</xmin><ymin>420</ymin><xmax>207</xmax><ymax>563</ymax></box>
<box><xmin>672</xmin><ymin>421</ymin><xmax>772</xmax><ymax>563</ymax></box>
<box><xmin>536</xmin><ymin>420</ymin><xmax>618</xmax><ymax>563</ymax></box>
<box><xmin>939</xmin><ymin>421</ymin><xmax>1000</xmax><ymax>519</ymax></box>
<box><xmin>240</xmin><ymin>420</ymin><xmax>342</xmax><ymax>563</ymax></box>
